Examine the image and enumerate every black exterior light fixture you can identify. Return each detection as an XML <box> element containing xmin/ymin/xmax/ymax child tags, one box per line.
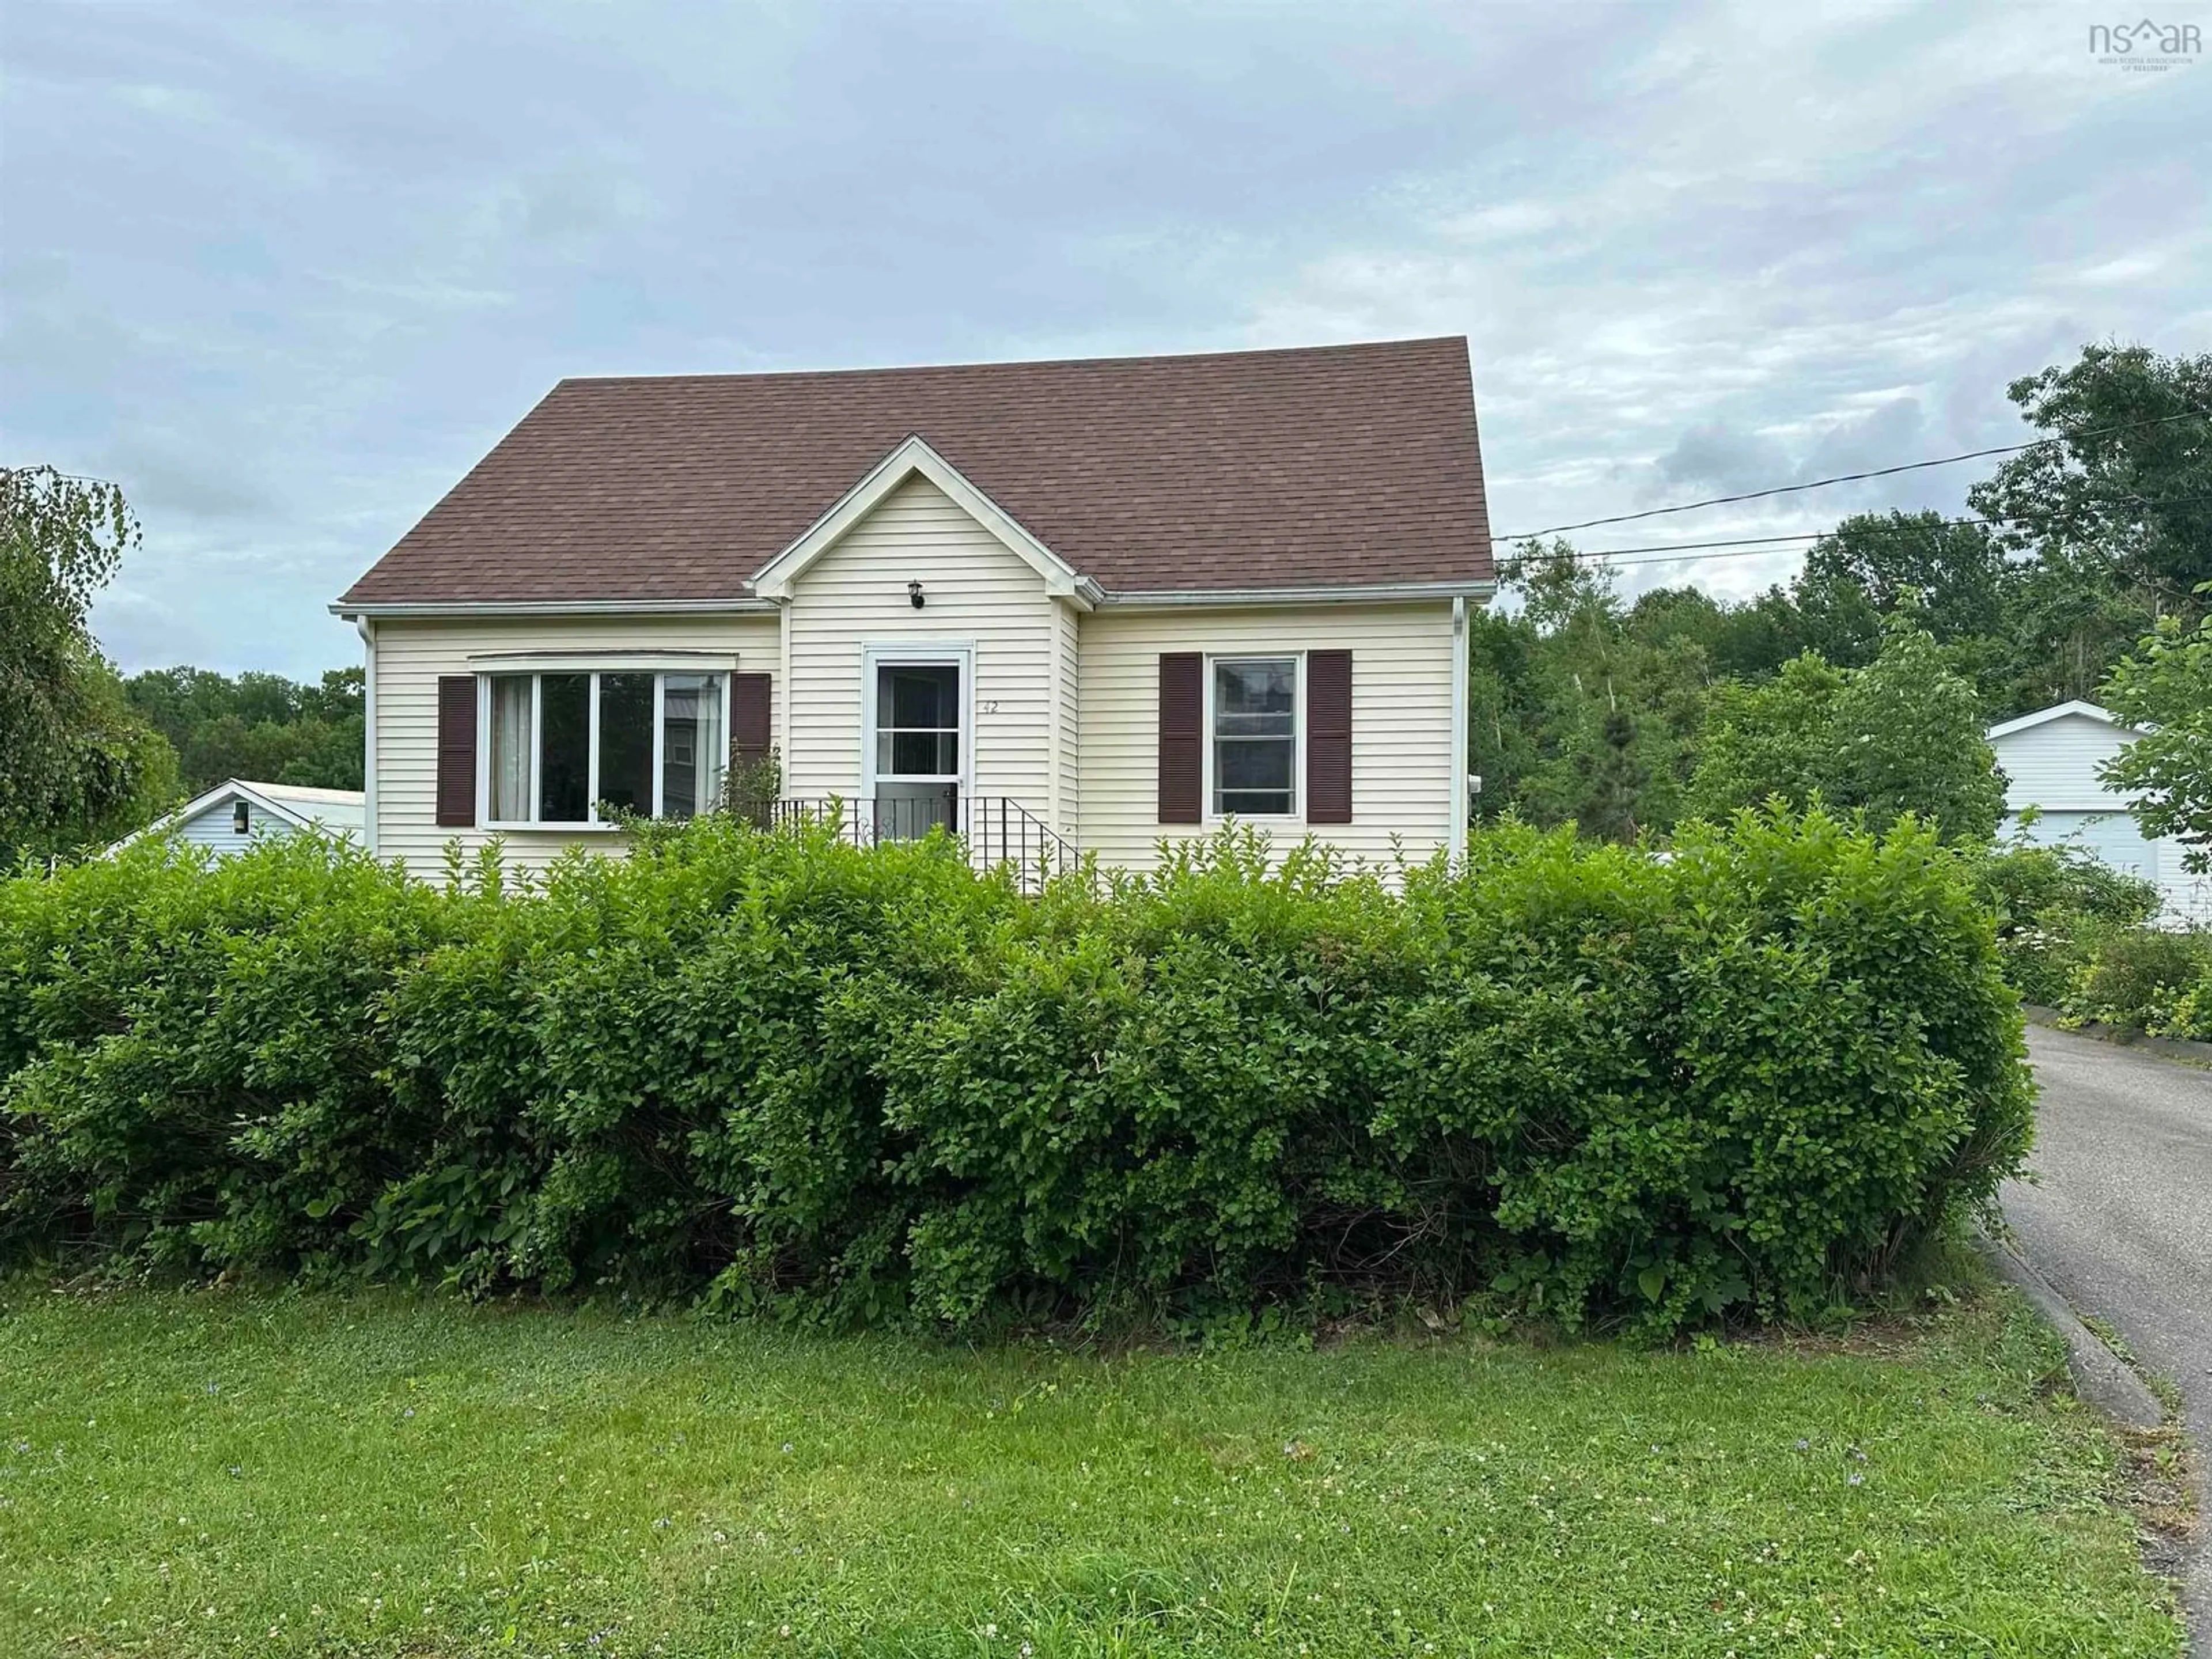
<box><xmin>907</xmin><ymin>579</ymin><xmax>926</xmax><ymax>609</ymax></box>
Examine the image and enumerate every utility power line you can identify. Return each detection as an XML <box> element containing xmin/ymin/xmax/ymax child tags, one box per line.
<box><xmin>1494</xmin><ymin>490</ymin><xmax>2212</xmax><ymax>577</ymax></box>
<box><xmin>1494</xmin><ymin>409</ymin><xmax>2208</xmax><ymax>540</ymax></box>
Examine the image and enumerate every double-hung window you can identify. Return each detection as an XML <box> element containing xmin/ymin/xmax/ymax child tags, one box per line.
<box><xmin>1209</xmin><ymin>656</ymin><xmax>1299</xmax><ymax>817</ymax></box>
<box><xmin>485</xmin><ymin>671</ymin><xmax>727</xmax><ymax>825</ymax></box>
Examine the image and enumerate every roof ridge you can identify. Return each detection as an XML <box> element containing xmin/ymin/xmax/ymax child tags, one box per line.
<box><xmin>251</xmin><ymin>781</ymin><xmax>369</xmax><ymax>801</ymax></box>
<box><xmin>552</xmin><ymin>336</ymin><xmax>1467</xmax><ymax>391</ymax></box>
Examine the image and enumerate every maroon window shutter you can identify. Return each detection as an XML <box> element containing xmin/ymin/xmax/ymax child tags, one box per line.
<box><xmin>728</xmin><ymin>672</ymin><xmax>773</xmax><ymax>782</ymax></box>
<box><xmin>1158</xmin><ymin>653</ymin><xmax>1203</xmax><ymax>824</ymax></box>
<box><xmin>434</xmin><ymin>676</ymin><xmax>476</xmax><ymax>827</ymax></box>
<box><xmin>1305</xmin><ymin>650</ymin><xmax>1353</xmax><ymax>824</ymax></box>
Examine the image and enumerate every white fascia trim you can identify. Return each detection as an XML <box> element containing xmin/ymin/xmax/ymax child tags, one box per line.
<box><xmin>1101</xmin><ymin>579</ymin><xmax>1496</xmax><ymax>609</ymax></box>
<box><xmin>750</xmin><ymin>434</ymin><xmax>1096</xmax><ymax>605</ymax></box>
<box><xmin>328</xmin><ymin>599</ymin><xmax>775</xmax><ymax>619</ymax></box>
<box><xmin>1985</xmin><ymin>699</ymin><xmax>2134</xmax><ymax>741</ymax></box>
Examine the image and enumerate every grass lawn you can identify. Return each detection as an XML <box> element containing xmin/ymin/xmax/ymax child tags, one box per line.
<box><xmin>0</xmin><ymin>1279</ymin><xmax>2181</xmax><ymax>1658</ymax></box>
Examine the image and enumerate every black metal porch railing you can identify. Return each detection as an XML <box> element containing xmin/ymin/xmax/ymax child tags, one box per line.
<box><xmin>751</xmin><ymin>795</ymin><xmax>1078</xmax><ymax>892</ymax></box>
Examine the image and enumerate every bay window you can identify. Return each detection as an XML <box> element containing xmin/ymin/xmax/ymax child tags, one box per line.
<box><xmin>484</xmin><ymin>670</ymin><xmax>727</xmax><ymax>825</ymax></box>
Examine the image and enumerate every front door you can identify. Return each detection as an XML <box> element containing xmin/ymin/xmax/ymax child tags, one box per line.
<box><xmin>867</xmin><ymin>656</ymin><xmax>963</xmax><ymax>840</ymax></box>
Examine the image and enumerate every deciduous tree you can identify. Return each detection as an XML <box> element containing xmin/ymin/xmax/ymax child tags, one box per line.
<box><xmin>1969</xmin><ymin>342</ymin><xmax>2212</xmax><ymax>610</ymax></box>
<box><xmin>1</xmin><ymin>467</ymin><xmax>179</xmax><ymax>858</ymax></box>
<box><xmin>1686</xmin><ymin>608</ymin><xmax>2003</xmax><ymax>843</ymax></box>
<box><xmin>2100</xmin><ymin>605</ymin><xmax>2212</xmax><ymax>872</ymax></box>
<box><xmin>125</xmin><ymin>665</ymin><xmax>365</xmax><ymax>793</ymax></box>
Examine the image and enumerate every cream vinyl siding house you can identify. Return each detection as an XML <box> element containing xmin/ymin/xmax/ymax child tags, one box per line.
<box><xmin>368</xmin><ymin>613</ymin><xmax>778</xmax><ymax>872</ymax></box>
<box><xmin>1078</xmin><ymin>601</ymin><xmax>1458</xmax><ymax>869</ymax></box>
<box><xmin>335</xmin><ymin>338</ymin><xmax>1497</xmax><ymax>880</ymax></box>
<box><xmin>778</xmin><ymin>474</ymin><xmax>1069</xmax><ymax>832</ymax></box>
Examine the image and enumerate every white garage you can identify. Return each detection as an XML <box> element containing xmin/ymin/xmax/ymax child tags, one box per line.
<box><xmin>1987</xmin><ymin>700</ymin><xmax>2210</xmax><ymax>925</ymax></box>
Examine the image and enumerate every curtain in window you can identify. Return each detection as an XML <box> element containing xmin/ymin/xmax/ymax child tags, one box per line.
<box><xmin>489</xmin><ymin>669</ymin><xmax>726</xmax><ymax>824</ymax></box>
<box><xmin>488</xmin><ymin>676</ymin><xmax>532</xmax><ymax>821</ymax></box>
<box><xmin>662</xmin><ymin>673</ymin><xmax>724</xmax><ymax>817</ymax></box>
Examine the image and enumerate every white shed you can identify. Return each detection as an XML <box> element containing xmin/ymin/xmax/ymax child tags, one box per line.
<box><xmin>119</xmin><ymin>779</ymin><xmax>366</xmax><ymax>859</ymax></box>
<box><xmin>1986</xmin><ymin>700</ymin><xmax>2208</xmax><ymax>923</ymax></box>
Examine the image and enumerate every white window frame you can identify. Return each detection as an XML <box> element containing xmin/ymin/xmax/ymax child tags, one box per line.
<box><xmin>1203</xmin><ymin>651</ymin><xmax>1305</xmax><ymax>824</ymax></box>
<box><xmin>477</xmin><ymin>669</ymin><xmax>734</xmax><ymax>830</ymax></box>
<box><xmin>859</xmin><ymin>642</ymin><xmax>975</xmax><ymax>800</ymax></box>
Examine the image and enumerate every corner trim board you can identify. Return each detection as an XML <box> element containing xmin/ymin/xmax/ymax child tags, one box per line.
<box><xmin>355</xmin><ymin>616</ymin><xmax>378</xmax><ymax>855</ymax></box>
<box><xmin>1449</xmin><ymin>595</ymin><xmax>1469</xmax><ymax>863</ymax></box>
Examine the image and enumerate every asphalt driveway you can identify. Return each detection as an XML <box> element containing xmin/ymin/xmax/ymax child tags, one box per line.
<box><xmin>2008</xmin><ymin>1024</ymin><xmax>2212</xmax><ymax>1652</ymax></box>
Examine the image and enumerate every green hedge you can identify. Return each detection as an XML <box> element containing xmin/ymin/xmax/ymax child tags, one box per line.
<box><xmin>1975</xmin><ymin>840</ymin><xmax>2162</xmax><ymax>1007</ymax></box>
<box><xmin>0</xmin><ymin>809</ymin><xmax>2032</xmax><ymax>1334</ymax></box>
<box><xmin>2044</xmin><ymin>924</ymin><xmax>2212</xmax><ymax>1039</ymax></box>
<box><xmin>1970</xmin><ymin>840</ymin><xmax>2212</xmax><ymax>1038</ymax></box>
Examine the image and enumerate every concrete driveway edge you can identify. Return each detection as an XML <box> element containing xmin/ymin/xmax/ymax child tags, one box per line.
<box><xmin>1974</xmin><ymin>1234</ymin><xmax>2168</xmax><ymax>1429</ymax></box>
<box><xmin>2020</xmin><ymin>1003</ymin><xmax>2212</xmax><ymax>1067</ymax></box>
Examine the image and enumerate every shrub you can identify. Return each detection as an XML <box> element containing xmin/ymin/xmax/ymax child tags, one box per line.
<box><xmin>0</xmin><ymin>835</ymin><xmax>458</xmax><ymax>1268</ymax></box>
<box><xmin>0</xmin><ymin>808</ymin><xmax>2032</xmax><ymax>1336</ymax></box>
<box><xmin>2137</xmin><ymin>967</ymin><xmax>2212</xmax><ymax>1041</ymax></box>
<box><xmin>2062</xmin><ymin>924</ymin><xmax>2212</xmax><ymax>1039</ymax></box>
<box><xmin>1975</xmin><ymin>839</ymin><xmax>2161</xmax><ymax>1005</ymax></box>
<box><xmin>1684</xmin><ymin>611</ymin><xmax>2006</xmax><ymax>845</ymax></box>
<box><xmin>1972</xmin><ymin>838</ymin><xmax>2212</xmax><ymax>1039</ymax></box>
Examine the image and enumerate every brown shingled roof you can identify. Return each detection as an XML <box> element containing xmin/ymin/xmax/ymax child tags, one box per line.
<box><xmin>338</xmin><ymin>336</ymin><xmax>1491</xmax><ymax>606</ymax></box>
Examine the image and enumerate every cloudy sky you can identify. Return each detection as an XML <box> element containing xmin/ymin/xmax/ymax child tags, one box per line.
<box><xmin>5</xmin><ymin>1</ymin><xmax>2206</xmax><ymax>679</ymax></box>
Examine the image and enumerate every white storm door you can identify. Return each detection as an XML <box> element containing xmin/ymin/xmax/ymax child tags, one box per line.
<box><xmin>860</xmin><ymin>645</ymin><xmax>971</xmax><ymax>840</ymax></box>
